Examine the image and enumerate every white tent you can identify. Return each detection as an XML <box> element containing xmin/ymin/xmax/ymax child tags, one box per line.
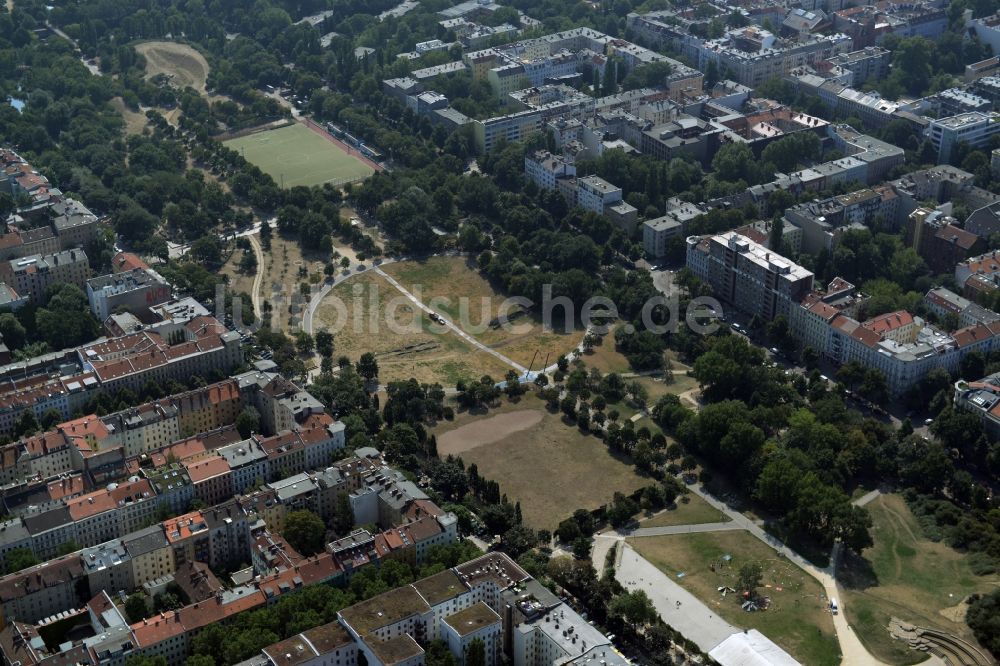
<box><xmin>708</xmin><ymin>630</ymin><xmax>802</xmax><ymax>666</ymax></box>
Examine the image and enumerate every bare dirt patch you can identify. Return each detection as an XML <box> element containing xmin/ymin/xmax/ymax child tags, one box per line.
<box><xmin>437</xmin><ymin>410</ymin><xmax>544</xmax><ymax>455</ymax></box>
<box><xmin>135</xmin><ymin>41</ymin><xmax>210</xmax><ymax>92</ymax></box>
<box><xmin>432</xmin><ymin>398</ymin><xmax>647</xmax><ymax>529</ymax></box>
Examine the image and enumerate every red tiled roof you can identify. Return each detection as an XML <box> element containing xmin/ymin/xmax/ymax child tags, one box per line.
<box><xmin>862</xmin><ymin>311</ymin><xmax>913</xmax><ymax>335</ymax></box>
<box><xmin>47</xmin><ymin>475</ymin><xmax>85</xmax><ymax>501</ymax></box>
<box><xmin>110</xmin><ymin>478</ymin><xmax>154</xmax><ymax>504</ymax></box>
<box><xmin>183</xmin><ymin>455</ymin><xmax>231</xmax><ymax>483</ymax></box>
<box><xmin>66</xmin><ymin>489</ymin><xmax>117</xmax><ymax>520</ymax></box>
<box><xmin>112</xmin><ymin>252</ymin><xmax>150</xmax><ymax>273</ymax></box>
<box><xmin>807</xmin><ymin>300</ymin><xmax>840</xmax><ymax>321</ymax></box>
<box><xmin>850</xmin><ymin>326</ymin><xmax>883</xmax><ymax>348</ymax></box>
<box><xmin>162</xmin><ymin>511</ymin><xmax>208</xmax><ymax>543</ymax></box>
<box><xmin>953</xmin><ymin>324</ymin><xmax>993</xmax><ymax>348</ymax></box>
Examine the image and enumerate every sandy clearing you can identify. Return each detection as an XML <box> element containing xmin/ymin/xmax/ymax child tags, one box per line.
<box><xmin>437</xmin><ymin>410</ymin><xmax>544</xmax><ymax>455</ymax></box>
<box><xmin>135</xmin><ymin>41</ymin><xmax>209</xmax><ymax>92</ymax></box>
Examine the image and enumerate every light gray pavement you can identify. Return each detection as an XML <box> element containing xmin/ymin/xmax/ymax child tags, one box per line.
<box><xmin>594</xmin><ymin>478</ymin><xmax>891</xmax><ymax>665</ymax></box>
<box><xmin>624</xmin><ymin>522</ymin><xmax>743</xmax><ymax>537</ymax></box>
<box><xmin>615</xmin><ymin>542</ymin><xmax>739</xmax><ymax>652</ymax></box>
<box><xmin>247</xmin><ymin>233</ymin><xmax>265</xmax><ymax>317</ymax></box>
<box><xmin>853</xmin><ymin>488</ymin><xmax>882</xmax><ymax>507</ymax></box>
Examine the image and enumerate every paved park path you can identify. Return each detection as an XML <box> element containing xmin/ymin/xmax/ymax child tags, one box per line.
<box><xmin>595</xmin><ymin>478</ymin><xmax>892</xmax><ymax>666</ymax></box>
<box><xmin>373</xmin><ymin>265</ymin><xmax>529</xmax><ymax>374</ymax></box>
<box><xmin>247</xmin><ymin>232</ymin><xmax>266</xmax><ymax>317</ymax></box>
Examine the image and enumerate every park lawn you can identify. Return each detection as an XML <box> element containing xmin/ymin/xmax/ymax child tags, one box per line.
<box><xmin>638</xmin><ymin>372</ymin><xmax>698</xmax><ymax>400</ymax></box>
<box><xmin>639</xmin><ymin>493</ymin><xmax>730</xmax><ymax>528</ymax></box>
<box><xmin>381</xmin><ymin>257</ymin><xmax>581</xmax><ymax>369</ymax></box>
<box><xmin>224</xmin><ymin>123</ymin><xmax>373</xmax><ymax>188</ymax></box>
<box><xmin>111</xmin><ymin>97</ymin><xmax>150</xmax><ymax>135</ymax></box>
<box><xmin>313</xmin><ymin>271</ymin><xmax>511</xmax><ymax>386</ymax></box>
<box><xmin>433</xmin><ymin>399</ymin><xmax>648</xmax><ymax>529</ymax></box>
<box><xmin>581</xmin><ymin>334</ymin><xmax>631</xmax><ymax>374</ymax></box>
<box><xmin>629</xmin><ymin>532</ymin><xmax>839</xmax><ymax>666</ymax></box>
<box><xmin>840</xmin><ymin>494</ymin><xmax>999</xmax><ymax>664</ymax></box>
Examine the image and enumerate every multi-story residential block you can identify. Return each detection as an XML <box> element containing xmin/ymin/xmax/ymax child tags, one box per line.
<box><xmin>956</xmin><ymin>249</ymin><xmax>1000</xmax><ymax>301</ymax></box>
<box><xmin>82</xmin><ymin>538</ymin><xmax>134</xmax><ymax>598</ymax></box>
<box><xmin>87</xmin><ymin>267</ymin><xmax>173</xmax><ymax>322</ymax></box>
<box><xmin>825</xmin><ymin>46</ymin><xmax>890</xmax><ymax>86</ymax></box>
<box><xmin>258</xmin><ymin>623</ymin><xmax>358</xmax><ymax>666</ymax></box>
<box><xmin>788</xmin><ymin>281</ymin><xmax>1000</xmax><ymax>395</ymax></box>
<box><xmin>643</xmin><ymin>199</ymin><xmax>706</xmax><ymax>259</ymax></box>
<box><xmin>1</xmin><ymin>248</ymin><xmax>90</xmax><ymax>302</ymax></box>
<box><xmin>0</xmin><ymin>592</ymin><xmax>137</xmax><ymax>666</ymax></box>
<box><xmin>0</xmin><ymin>315</ymin><xmax>243</xmax><ymax>438</ymax></box>
<box><xmin>904</xmin><ymin>208</ymin><xmax>985</xmax><ymax>274</ymax></box>
<box><xmin>696</xmin><ymin>27</ymin><xmax>851</xmax><ymax>87</ymax></box>
<box><xmin>925</xmin><ymin>112</ymin><xmax>1000</xmax><ymax>163</ymax></box>
<box><xmin>686</xmin><ymin>231</ymin><xmax>814</xmax><ymax>322</ymax></box>
<box><xmin>0</xmin><ymin>554</ymin><xmax>85</xmax><ymax>624</ymax></box>
<box><xmin>575</xmin><ymin>176</ymin><xmax>623</xmax><ymax>215</ymax></box>
<box><xmin>783</xmin><ymin>186</ymin><xmax>900</xmax><ymax>254</ymax></box>
<box><xmin>218</xmin><ymin>438</ymin><xmax>270</xmax><ymax>494</ymax></box>
<box><xmin>524</xmin><ymin>150</ymin><xmax>577</xmax><ymax>190</ymax></box>
<box><xmin>933</xmin><ymin>88</ymin><xmax>993</xmax><ymax>117</ymax></box>
<box><xmin>954</xmin><ymin>372</ymin><xmax>1000</xmax><ymax>439</ymax></box>
<box><xmin>183</xmin><ymin>455</ymin><xmax>234</xmax><ymax>507</ymax></box>
<box><xmin>123</xmin><ymin>525</ymin><xmax>174</xmax><ymax>588</ymax></box>
<box><xmin>924</xmin><ymin>287</ymin><xmax>1000</xmax><ymax>327</ymax></box>
<box><xmin>968</xmin><ymin>14</ymin><xmax>1000</xmax><ymax>57</ymax></box>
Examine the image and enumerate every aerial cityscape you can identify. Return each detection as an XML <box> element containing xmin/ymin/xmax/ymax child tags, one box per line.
<box><xmin>0</xmin><ymin>0</ymin><xmax>999</xmax><ymax>665</ymax></box>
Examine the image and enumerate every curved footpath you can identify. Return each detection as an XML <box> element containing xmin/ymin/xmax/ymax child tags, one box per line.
<box><xmin>595</xmin><ymin>479</ymin><xmax>892</xmax><ymax>666</ymax></box>
<box><xmin>301</xmin><ymin>255</ymin><xmax>590</xmax><ymax>383</ymax></box>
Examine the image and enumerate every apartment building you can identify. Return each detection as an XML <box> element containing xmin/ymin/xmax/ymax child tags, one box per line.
<box><xmin>696</xmin><ymin>27</ymin><xmax>851</xmax><ymax>87</ymax></box>
<box><xmin>0</xmin><ymin>555</ymin><xmax>85</xmax><ymax>624</ymax></box>
<box><xmin>686</xmin><ymin>231</ymin><xmax>814</xmax><ymax>322</ymax></box>
<box><xmin>954</xmin><ymin>372</ymin><xmax>1000</xmax><ymax>439</ymax></box>
<box><xmin>0</xmin><ymin>316</ymin><xmax>243</xmax><ymax>438</ymax></box>
<box><xmin>787</xmin><ymin>278</ymin><xmax>1000</xmax><ymax>395</ymax></box>
<box><xmin>87</xmin><ymin>268</ymin><xmax>173</xmax><ymax>321</ymax></box>
<box><xmin>1</xmin><ymin>150</ymin><xmax>102</xmax><ymax>261</ymax></box>
<box><xmin>825</xmin><ymin>46</ymin><xmax>890</xmax><ymax>86</ymax></box>
<box><xmin>956</xmin><ymin>249</ymin><xmax>1000</xmax><ymax>301</ymax></box>
<box><xmin>925</xmin><ymin>112</ymin><xmax>1000</xmax><ymax>163</ymax></box>
<box><xmin>2</xmin><ymin>248</ymin><xmax>90</xmax><ymax>302</ymax></box>
<box><xmin>904</xmin><ymin>208</ymin><xmax>985</xmax><ymax>274</ymax></box>
<box><xmin>784</xmin><ymin>186</ymin><xmax>900</xmax><ymax>254</ymax></box>
<box><xmin>643</xmin><ymin>199</ymin><xmax>706</xmax><ymax>259</ymax></box>
<box><xmin>524</xmin><ymin>150</ymin><xmax>577</xmax><ymax>190</ymax></box>
<box><xmin>924</xmin><ymin>287</ymin><xmax>1000</xmax><ymax>328</ymax></box>
<box><xmin>0</xmin><ymin>592</ymin><xmax>136</xmax><ymax>666</ymax></box>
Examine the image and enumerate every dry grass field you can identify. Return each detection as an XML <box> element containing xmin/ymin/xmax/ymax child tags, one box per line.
<box><xmin>840</xmin><ymin>494</ymin><xmax>999</xmax><ymax>664</ymax></box>
<box><xmin>639</xmin><ymin>493</ymin><xmax>730</xmax><ymax>528</ymax></box>
<box><xmin>381</xmin><ymin>257</ymin><xmax>581</xmax><ymax>370</ymax></box>
<box><xmin>135</xmin><ymin>41</ymin><xmax>210</xmax><ymax>92</ymax></box>
<box><xmin>434</xmin><ymin>397</ymin><xmax>648</xmax><ymax>529</ymax></box>
<box><xmin>313</xmin><ymin>272</ymin><xmax>511</xmax><ymax>386</ymax></box>
<box><xmin>630</xmin><ymin>532</ymin><xmax>839</xmax><ymax>666</ymax></box>
<box><xmin>111</xmin><ymin>97</ymin><xmax>150</xmax><ymax>135</ymax></box>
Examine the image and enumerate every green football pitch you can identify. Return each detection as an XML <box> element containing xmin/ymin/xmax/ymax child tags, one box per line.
<box><xmin>223</xmin><ymin>123</ymin><xmax>374</xmax><ymax>188</ymax></box>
